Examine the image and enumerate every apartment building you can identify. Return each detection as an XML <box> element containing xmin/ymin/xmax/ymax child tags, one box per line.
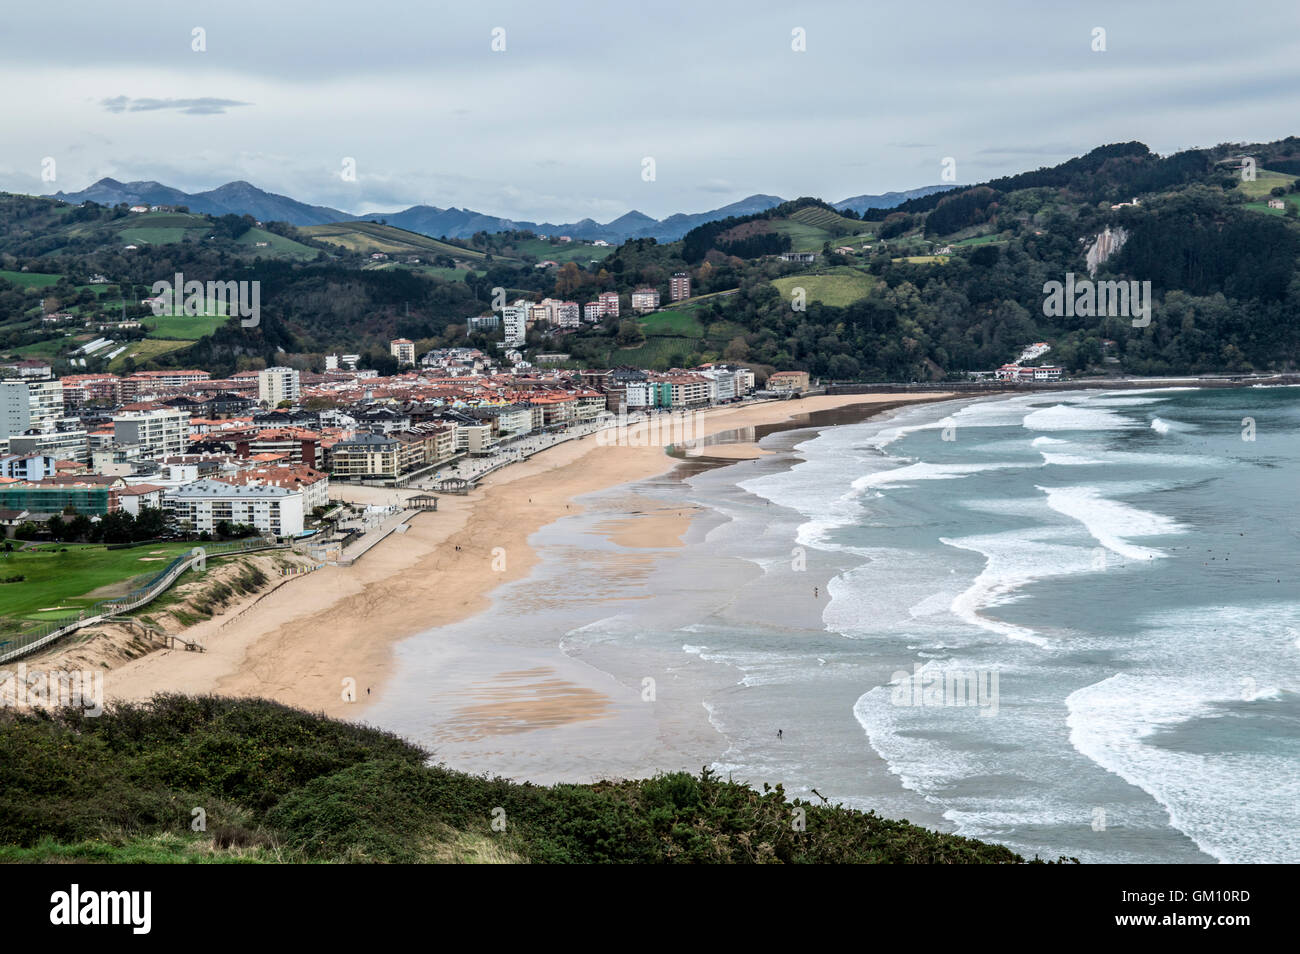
<box><xmin>329</xmin><ymin>433</ymin><xmax>401</xmax><ymax>480</ymax></box>
<box><xmin>224</xmin><ymin>465</ymin><xmax>331</xmax><ymax>513</ymax></box>
<box><xmin>0</xmin><ymin>378</ymin><xmax>63</xmax><ymax>438</ymax></box>
<box><xmin>7</xmin><ymin>426</ymin><xmax>91</xmax><ymax>465</ymax></box>
<box><xmin>467</xmin><ymin>314</ymin><xmax>501</xmax><ymax>333</ymax></box>
<box><xmin>119</xmin><ymin>370</ymin><xmax>210</xmax><ymax>402</ymax></box>
<box><xmin>60</xmin><ymin>373</ymin><xmax>121</xmax><ymax>409</ymax></box>
<box><xmin>0</xmin><ymin>475</ymin><xmax>125</xmax><ymax>515</ymax></box>
<box><xmin>234</xmin><ymin>428</ymin><xmax>324</xmax><ymax>468</ymax></box>
<box><xmin>582</xmin><ymin>301</ymin><xmax>603</xmax><ymax>323</ymax></box>
<box><xmin>767</xmin><ymin>370</ymin><xmax>811</xmax><ymax>393</ymax></box>
<box><xmin>502</xmin><ymin>300</ymin><xmax>529</xmax><ymax>346</ymax></box>
<box><xmin>670</xmin><ymin>272</ymin><xmax>691</xmax><ymax>301</ymax></box>
<box><xmin>631</xmin><ymin>287</ymin><xmax>660</xmax><ymax>313</ymax></box>
<box><xmin>258</xmin><ymin>366</ymin><xmax>301</xmax><ymax>406</ymax></box>
<box><xmin>554</xmin><ymin>301</ymin><xmax>581</xmax><ymax>328</ymax></box>
<box><xmin>598</xmin><ymin>291</ymin><xmax>620</xmax><ymax>318</ymax></box>
<box><xmin>390</xmin><ymin>338</ymin><xmax>416</xmax><ymax>366</ymax></box>
<box><xmin>164</xmin><ymin>479</ymin><xmax>304</xmax><ymax>536</ymax></box>
<box><xmin>666</xmin><ymin>373</ymin><xmax>711</xmax><ymax>408</ymax></box>
<box><xmin>0</xmin><ymin>454</ymin><xmax>58</xmax><ymax>480</ymax></box>
<box><xmin>112</xmin><ymin>407</ymin><xmax>191</xmax><ymax>458</ymax></box>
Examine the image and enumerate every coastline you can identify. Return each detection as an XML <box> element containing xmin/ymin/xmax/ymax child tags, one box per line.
<box><xmin>101</xmin><ymin>392</ymin><xmax>955</xmax><ymax>718</ymax></box>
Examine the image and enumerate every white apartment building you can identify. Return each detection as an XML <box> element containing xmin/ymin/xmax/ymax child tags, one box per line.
<box><xmin>554</xmin><ymin>301</ymin><xmax>581</xmax><ymax>328</ymax></box>
<box><xmin>502</xmin><ymin>300</ymin><xmax>529</xmax><ymax>346</ymax></box>
<box><xmin>113</xmin><ymin>407</ymin><xmax>191</xmax><ymax>458</ymax></box>
<box><xmin>390</xmin><ymin>338</ymin><xmax>416</xmax><ymax>366</ymax></box>
<box><xmin>496</xmin><ymin>405</ymin><xmax>534</xmax><ymax>436</ymax></box>
<box><xmin>467</xmin><ymin>314</ymin><xmax>501</xmax><ymax>333</ymax></box>
<box><xmin>699</xmin><ymin>368</ymin><xmax>737</xmax><ymax>402</ymax></box>
<box><xmin>0</xmin><ymin>378</ymin><xmax>63</xmax><ymax>438</ymax></box>
<box><xmin>598</xmin><ymin>291</ymin><xmax>620</xmax><ymax>318</ymax></box>
<box><xmin>631</xmin><ymin>287</ymin><xmax>660</xmax><ymax>313</ymax></box>
<box><xmin>164</xmin><ymin>479</ymin><xmax>304</xmax><ymax>537</ymax></box>
<box><xmin>582</xmin><ymin>301</ymin><xmax>603</xmax><ymax>322</ymax></box>
<box><xmin>258</xmin><ymin>366</ymin><xmax>301</xmax><ymax>406</ymax></box>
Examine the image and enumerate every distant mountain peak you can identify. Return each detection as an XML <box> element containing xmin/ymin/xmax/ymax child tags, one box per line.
<box><xmin>43</xmin><ymin>178</ymin><xmax>935</xmax><ymax>243</ymax></box>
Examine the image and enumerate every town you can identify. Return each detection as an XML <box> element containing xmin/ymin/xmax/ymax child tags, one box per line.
<box><xmin>0</xmin><ymin>324</ymin><xmax>811</xmax><ymax>544</ymax></box>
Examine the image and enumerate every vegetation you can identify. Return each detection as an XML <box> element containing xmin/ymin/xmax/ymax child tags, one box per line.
<box><xmin>0</xmin><ymin>696</ymin><xmax>1044</xmax><ymax>864</ymax></box>
<box><xmin>5</xmin><ymin>136</ymin><xmax>1300</xmax><ymax>379</ymax></box>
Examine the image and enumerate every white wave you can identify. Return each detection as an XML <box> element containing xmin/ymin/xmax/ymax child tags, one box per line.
<box><xmin>1023</xmin><ymin>404</ymin><xmax>1138</xmax><ymax>432</ymax></box>
<box><xmin>1039</xmin><ymin>485</ymin><xmax>1183</xmax><ymax>560</ymax></box>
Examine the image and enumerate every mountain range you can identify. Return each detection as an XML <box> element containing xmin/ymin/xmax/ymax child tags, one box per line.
<box><xmin>46</xmin><ymin>180</ymin><xmax>951</xmax><ymax>243</ymax></box>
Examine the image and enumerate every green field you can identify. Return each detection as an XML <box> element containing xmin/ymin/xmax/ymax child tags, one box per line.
<box><xmin>1237</xmin><ymin>168</ymin><xmax>1297</xmax><ymax>199</ymax></box>
<box><xmin>110</xmin><ymin>338</ymin><xmax>194</xmax><ymax>370</ymax></box>
<box><xmin>142</xmin><ymin>313</ymin><xmax>231</xmax><ymax>340</ymax></box>
<box><xmin>303</xmin><ymin>221</ymin><xmax>490</xmax><ymax>261</ymax></box>
<box><xmin>0</xmin><ymin>269</ymin><xmax>63</xmax><ymax>289</ymax></box>
<box><xmin>951</xmin><ymin>233</ymin><xmax>1008</xmax><ymax>247</ymax></box>
<box><xmin>514</xmin><ymin>238</ymin><xmax>615</xmax><ymax>264</ymax></box>
<box><xmin>0</xmin><ymin>543</ymin><xmax>194</xmax><ymax>620</ymax></box>
<box><xmin>772</xmin><ymin>206</ymin><xmax>871</xmax><ymax>252</ymax></box>
<box><xmin>771</xmin><ymin>268</ymin><xmax>877</xmax><ymax>307</ymax></box>
<box><xmin>639</xmin><ymin>307</ymin><xmax>706</xmax><ymax>337</ymax></box>
<box><xmin>235</xmin><ymin>227</ymin><xmax>319</xmax><ymax>260</ymax></box>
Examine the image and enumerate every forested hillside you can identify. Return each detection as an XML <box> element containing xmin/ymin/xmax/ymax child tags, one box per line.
<box><xmin>3</xmin><ymin>137</ymin><xmax>1299</xmax><ymax>379</ymax></box>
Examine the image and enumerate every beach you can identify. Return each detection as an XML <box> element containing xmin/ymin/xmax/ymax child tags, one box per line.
<box><xmin>100</xmin><ymin>392</ymin><xmax>952</xmax><ymax>719</ymax></box>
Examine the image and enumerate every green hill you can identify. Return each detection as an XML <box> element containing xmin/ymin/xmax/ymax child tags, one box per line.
<box><xmin>303</xmin><ymin>221</ymin><xmax>493</xmax><ymax>262</ymax></box>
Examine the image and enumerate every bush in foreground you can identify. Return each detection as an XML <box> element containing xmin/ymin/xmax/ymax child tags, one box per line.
<box><xmin>0</xmin><ymin>695</ymin><xmax>1045</xmax><ymax>864</ymax></box>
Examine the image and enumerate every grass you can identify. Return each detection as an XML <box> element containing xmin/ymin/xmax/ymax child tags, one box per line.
<box><xmin>109</xmin><ymin>338</ymin><xmax>194</xmax><ymax>369</ymax></box>
<box><xmin>143</xmin><ymin>313</ymin><xmax>232</xmax><ymax>340</ymax></box>
<box><xmin>0</xmin><ymin>543</ymin><xmax>194</xmax><ymax>620</ymax></box>
<box><xmin>235</xmin><ymin>227</ymin><xmax>319</xmax><ymax>260</ymax></box>
<box><xmin>117</xmin><ymin>226</ymin><xmax>208</xmax><ymax>246</ymax></box>
<box><xmin>1236</xmin><ymin>168</ymin><xmax>1297</xmax><ymax>200</ymax></box>
<box><xmin>772</xmin><ymin>206</ymin><xmax>870</xmax><ymax>252</ymax></box>
<box><xmin>513</xmin><ymin>238</ymin><xmax>615</xmax><ymax>264</ymax></box>
<box><xmin>302</xmin><ymin>222</ymin><xmax>491</xmax><ymax>261</ymax></box>
<box><xmin>770</xmin><ymin>268</ymin><xmax>877</xmax><ymax>307</ymax></box>
<box><xmin>0</xmin><ymin>696</ymin><xmax>1044</xmax><ymax>864</ymax></box>
<box><xmin>0</xmin><ymin>269</ymin><xmax>62</xmax><ymax>289</ymax></box>
<box><xmin>640</xmin><ymin>307</ymin><xmax>706</xmax><ymax>338</ymax></box>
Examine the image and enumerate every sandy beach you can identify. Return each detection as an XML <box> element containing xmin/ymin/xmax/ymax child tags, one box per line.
<box><xmin>99</xmin><ymin>393</ymin><xmax>952</xmax><ymax>720</ymax></box>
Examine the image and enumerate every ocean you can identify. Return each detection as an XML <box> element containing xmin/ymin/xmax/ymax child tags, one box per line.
<box><xmin>369</xmin><ymin>387</ymin><xmax>1300</xmax><ymax>864</ymax></box>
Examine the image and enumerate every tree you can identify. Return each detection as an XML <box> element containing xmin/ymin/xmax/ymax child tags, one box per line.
<box><xmin>615</xmin><ymin>320</ymin><xmax>645</xmax><ymax>347</ymax></box>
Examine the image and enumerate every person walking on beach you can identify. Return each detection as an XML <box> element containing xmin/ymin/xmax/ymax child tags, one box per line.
<box><xmin>777</xmin><ymin>729</ymin><xmax>783</xmax><ymax>740</ymax></box>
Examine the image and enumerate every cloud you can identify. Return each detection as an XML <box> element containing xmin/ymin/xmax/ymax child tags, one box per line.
<box><xmin>100</xmin><ymin>96</ymin><xmax>252</xmax><ymax>115</ymax></box>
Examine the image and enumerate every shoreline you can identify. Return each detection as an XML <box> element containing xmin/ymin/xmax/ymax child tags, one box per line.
<box><xmin>98</xmin><ymin>393</ymin><xmax>955</xmax><ymax>718</ymax></box>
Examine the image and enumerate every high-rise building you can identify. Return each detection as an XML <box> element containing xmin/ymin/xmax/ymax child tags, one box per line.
<box><xmin>112</xmin><ymin>407</ymin><xmax>191</xmax><ymax>458</ymax></box>
<box><xmin>258</xmin><ymin>367</ymin><xmax>301</xmax><ymax>406</ymax></box>
<box><xmin>598</xmin><ymin>291</ymin><xmax>620</xmax><ymax>318</ymax></box>
<box><xmin>0</xmin><ymin>378</ymin><xmax>64</xmax><ymax>438</ymax></box>
<box><xmin>390</xmin><ymin>338</ymin><xmax>416</xmax><ymax>366</ymax></box>
<box><xmin>670</xmin><ymin>272</ymin><xmax>691</xmax><ymax>302</ymax></box>
<box><xmin>502</xmin><ymin>300</ymin><xmax>529</xmax><ymax>346</ymax></box>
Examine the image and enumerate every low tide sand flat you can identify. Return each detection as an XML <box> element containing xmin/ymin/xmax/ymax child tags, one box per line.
<box><xmin>94</xmin><ymin>393</ymin><xmax>952</xmax><ymax>719</ymax></box>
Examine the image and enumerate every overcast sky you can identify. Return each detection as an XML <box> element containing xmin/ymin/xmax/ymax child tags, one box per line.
<box><xmin>2</xmin><ymin>0</ymin><xmax>1298</xmax><ymax>222</ymax></box>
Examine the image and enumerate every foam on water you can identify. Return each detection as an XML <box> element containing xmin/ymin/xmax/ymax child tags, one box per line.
<box><xmin>1039</xmin><ymin>484</ymin><xmax>1184</xmax><ymax>561</ymax></box>
<box><xmin>1023</xmin><ymin>404</ymin><xmax>1138</xmax><ymax>432</ymax></box>
<box><xmin>1066</xmin><ymin>604</ymin><xmax>1300</xmax><ymax>863</ymax></box>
